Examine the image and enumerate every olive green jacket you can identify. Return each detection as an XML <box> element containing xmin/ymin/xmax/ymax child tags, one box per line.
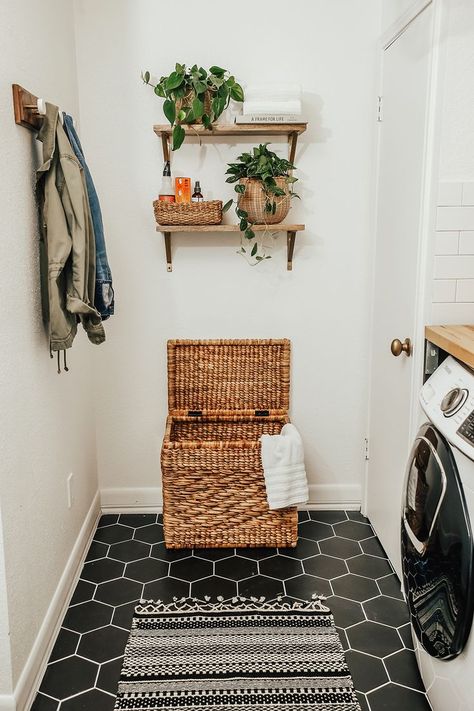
<box><xmin>37</xmin><ymin>103</ymin><xmax>105</xmax><ymax>351</ymax></box>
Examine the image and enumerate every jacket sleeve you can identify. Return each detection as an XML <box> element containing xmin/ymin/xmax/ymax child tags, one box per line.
<box><xmin>41</xmin><ymin>170</ymin><xmax>78</xmax><ymax>350</ymax></box>
<box><xmin>59</xmin><ymin>152</ymin><xmax>105</xmax><ymax>345</ymax></box>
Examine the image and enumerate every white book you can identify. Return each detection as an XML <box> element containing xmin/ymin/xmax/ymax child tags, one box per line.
<box><xmin>235</xmin><ymin>114</ymin><xmax>306</xmax><ymax>124</ymax></box>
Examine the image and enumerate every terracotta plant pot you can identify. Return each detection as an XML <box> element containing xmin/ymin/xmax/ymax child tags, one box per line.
<box><xmin>238</xmin><ymin>177</ymin><xmax>291</xmax><ymax>224</ymax></box>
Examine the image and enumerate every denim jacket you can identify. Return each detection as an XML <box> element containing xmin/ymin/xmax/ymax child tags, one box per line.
<box><xmin>37</xmin><ymin>103</ymin><xmax>105</xmax><ymax>353</ymax></box>
<box><xmin>63</xmin><ymin>114</ymin><xmax>114</xmax><ymax>320</ymax></box>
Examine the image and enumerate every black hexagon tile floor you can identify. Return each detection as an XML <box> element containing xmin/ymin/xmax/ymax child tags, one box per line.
<box><xmin>32</xmin><ymin>511</ymin><xmax>430</xmax><ymax>710</ymax></box>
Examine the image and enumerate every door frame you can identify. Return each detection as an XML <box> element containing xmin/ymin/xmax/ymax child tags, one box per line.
<box><xmin>362</xmin><ymin>0</ymin><xmax>447</xmax><ymax>515</ymax></box>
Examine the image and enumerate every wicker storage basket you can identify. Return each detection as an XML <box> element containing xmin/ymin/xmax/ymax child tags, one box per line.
<box><xmin>154</xmin><ymin>200</ymin><xmax>222</xmax><ymax>226</ymax></box>
<box><xmin>161</xmin><ymin>339</ymin><xmax>298</xmax><ymax>549</ymax></box>
<box><xmin>238</xmin><ymin>177</ymin><xmax>291</xmax><ymax>224</ymax></box>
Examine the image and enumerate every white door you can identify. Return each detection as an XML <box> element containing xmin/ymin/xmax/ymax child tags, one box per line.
<box><xmin>366</xmin><ymin>4</ymin><xmax>434</xmax><ymax>577</ymax></box>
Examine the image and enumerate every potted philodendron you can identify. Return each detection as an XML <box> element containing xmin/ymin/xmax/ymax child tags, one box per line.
<box><xmin>223</xmin><ymin>144</ymin><xmax>299</xmax><ymax>264</ymax></box>
<box><xmin>142</xmin><ymin>63</ymin><xmax>244</xmax><ymax>151</ymax></box>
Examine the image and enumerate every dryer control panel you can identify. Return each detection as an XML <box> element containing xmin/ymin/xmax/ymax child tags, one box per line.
<box><xmin>458</xmin><ymin>411</ymin><xmax>474</xmax><ymax>447</ymax></box>
<box><xmin>420</xmin><ymin>355</ymin><xmax>474</xmax><ymax>461</ymax></box>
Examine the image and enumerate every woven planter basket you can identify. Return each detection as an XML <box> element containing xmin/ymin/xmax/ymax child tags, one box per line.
<box><xmin>161</xmin><ymin>339</ymin><xmax>298</xmax><ymax>549</ymax></box>
<box><xmin>154</xmin><ymin>200</ymin><xmax>222</xmax><ymax>226</ymax></box>
<box><xmin>238</xmin><ymin>177</ymin><xmax>291</xmax><ymax>224</ymax></box>
<box><xmin>175</xmin><ymin>90</ymin><xmax>212</xmax><ymax>125</ymax></box>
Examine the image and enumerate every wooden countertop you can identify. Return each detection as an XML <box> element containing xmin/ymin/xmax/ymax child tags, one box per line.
<box><xmin>426</xmin><ymin>325</ymin><xmax>474</xmax><ymax>369</ymax></box>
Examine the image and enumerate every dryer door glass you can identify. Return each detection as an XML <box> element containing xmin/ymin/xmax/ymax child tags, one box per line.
<box><xmin>403</xmin><ymin>436</ymin><xmax>446</xmax><ymax>554</ymax></box>
<box><xmin>401</xmin><ymin>424</ymin><xmax>474</xmax><ymax>659</ymax></box>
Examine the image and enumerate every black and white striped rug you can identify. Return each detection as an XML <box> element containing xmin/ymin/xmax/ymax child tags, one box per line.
<box><xmin>115</xmin><ymin>596</ymin><xmax>361</xmax><ymax>710</ymax></box>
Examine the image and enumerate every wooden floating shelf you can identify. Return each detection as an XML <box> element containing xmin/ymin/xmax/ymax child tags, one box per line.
<box><xmin>153</xmin><ymin>123</ymin><xmax>307</xmax><ymax>138</ymax></box>
<box><xmin>155</xmin><ymin>223</ymin><xmax>305</xmax><ymax>272</ymax></box>
<box><xmin>154</xmin><ymin>123</ymin><xmax>307</xmax><ymax>163</ymax></box>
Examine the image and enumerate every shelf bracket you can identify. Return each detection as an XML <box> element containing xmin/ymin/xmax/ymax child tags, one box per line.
<box><xmin>163</xmin><ymin>232</ymin><xmax>172</xmax><ymax>272</ymax></box>
<box><xmin>161</xmin><ymin>133</ymin><xmax>170</xmax><ymax>163</ymax></box>
<box><xmin>287</xmin><ymin>231</ymin><xmax>296</xmax><ymax>271</ymax></box>
<box><xmin>288</xmin><ymin>131</ymin><xmax>298</xmax><ymax>165</ymax></box>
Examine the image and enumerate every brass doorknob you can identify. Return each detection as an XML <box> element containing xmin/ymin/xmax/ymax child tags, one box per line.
<box><xmin>391</xmin><ymin>338</ymin><xmax>412</xmax><ymax>357</ymax></box>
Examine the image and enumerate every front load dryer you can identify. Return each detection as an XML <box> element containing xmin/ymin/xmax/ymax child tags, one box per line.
<box><xmin>401</xmin><ymin>355</ymin><xmax>474</xmax><ymax>710</ymax></box>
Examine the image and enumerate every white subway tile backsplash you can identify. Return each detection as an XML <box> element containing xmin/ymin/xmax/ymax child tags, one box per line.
<box><xmin>434</xmin><ymin>255</ymin><xmax>474</xmax><ymax>280</ymax></box>
<box><xmin>438</xmin><ymin>182</ymin><xmax>462</xmax><ymax>206</ymax></box>
<box><xmin>462</xmin><ymin>182</ymin><xmax>474</xmax><ymax>206</ymax></box>
<box><xmin>431</xmin><ymin>302</ymin><xmax>474</xmax><ymax>324</ymax></box>
<box><xmin>435</xmin><ymin>231</ymin><xmax>459</xmax><ymax>255</ymax></box>
<box><xmin>431</xmin><ymin>182</ymin><xmax>474</xmax><ymax>313</ymax></box>
<box><xmin>436</xmin><ymin>206</ymin><xmax>474</xmax><ymax>231</ymax></box>
<box><xmin>459</xmin><ymin>232</ymin><xmax>474</xmax><ymax>255</ymax></box>
<box><xmin>456</xmin><ymin>280</ymin><xmax>474</xmax><ymax>302</ymax></box>
<box><xmin>432</xmin><ymin>280</ymin><xmax>456</xmax><ymax>303</ymax></box>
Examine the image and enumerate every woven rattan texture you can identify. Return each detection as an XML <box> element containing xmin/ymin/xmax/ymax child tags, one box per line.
<box><xmin>154</xmin><ymin>199</ymin><xmax>222</xmax><ymax>226</ymax></box>
<box><xmin>170</xmin><ymin>417</ymin><xmax>282</xmax><ymax>442</ymax></box>
<box><xmin>162</xmin><ymin>339</ymin><xmax>296</xmax><ymax>549</ymax></box>
<box><xmin>167</xmin><ymin>339</ymin><xmax>290</xmax><ymax>413</ymax></box>
<box><xmin>238</xmin><ymin>177</ymin><xmax>291</xmax><ymax>224</ymax></box>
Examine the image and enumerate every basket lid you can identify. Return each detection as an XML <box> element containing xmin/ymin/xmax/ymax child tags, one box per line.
<box><xmin>167</xmin><ymin>339</ymin><xmax>290</xmax><ymax>413</ymax></box>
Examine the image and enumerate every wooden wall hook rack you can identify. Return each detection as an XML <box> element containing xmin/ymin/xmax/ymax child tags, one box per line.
<box><xmin>12</xmin><ymin>84</ymin><xmax>43</xmax><ymax>131</ymax></box>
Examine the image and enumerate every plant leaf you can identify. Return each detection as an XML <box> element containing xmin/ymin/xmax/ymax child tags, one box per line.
<box><xmin>245</xmin><ymin>228</ymin><xmax>255</xmax><ymax>240</ymax></box>
<box><xmin>230</xmin><ymin>84</ymin><xmax>244</xmax><ymax>102</ymax></box>
<box><xmin>172</xmin><ymin>124</ymin><xmax>185</xmax><ymax>151</ymax></box>
<box><xmin>236</xmin><ymin>208</ymin><xmax>248</xmax><ymax>219</ymax></box>
<box><xmin>209</xmin><ymin>65</ymin><xmax>225</xmax><ymax>77</ymax></box>
<box><xmin>192</xmin><ymin>96</ymin><xmax>204</xmax><ymax>119</ymax></box>
<box><xmin>223</xmin><ymin>199</ymin><xmax>233</xmax><ymax>213</ymax></box>
<box><xmin>143</xmin><ymin>70</ymin><xmax>150</xmax><ymax>84</ymax></box>
<box><xmin>251</xmin><ymin>243</ymin><xmax>258</xmax><ymax>257</ymax></box>
<box><xmin>163</xmin><ymin>99</ymin><xmax>176</xmax><ymax>125</ymax></box>
<box><xmin>165</xmin><ymin>71</ymin><xmax>184</xmax><ymax>92</ymax></box>
<box><xmin>154</xmin><ymin>84</ymin><xmax>166</xmax><ymax>98</ymax></box>
<box><xmin>202</xmin><ymin>113</ymin><xmax>212</xmax><ymax>129</ymax></box>
<box><xmin>240</xmin><ymin>219</ymin><xmax>248</xmax><ymax>231</ymax></box>
<box><xmin>193</xmin><ymin>80</ymin><xmax>206</xmax><ymax>94</ymax></box>
<box><xmin>234</xmin><ymin>184</ymin><xmax>245</xmax><ymax>194</ymax></box>
<box><xmin>177</xmin><ymin>109</ymin><xmax>186</xmax><ymax>121</ymax></box>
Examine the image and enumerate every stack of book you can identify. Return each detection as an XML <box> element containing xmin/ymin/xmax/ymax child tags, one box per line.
<box><xmin>235</xmin><ymin>84</ymin><xmax>305</xmax><ymax>124</ymax></box>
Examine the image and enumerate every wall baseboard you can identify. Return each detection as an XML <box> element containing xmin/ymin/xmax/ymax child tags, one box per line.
<box><xmin>100</xmin><ymin>484</ymin><xmax>362</xmax><ymax>513</ymax></box>
<box><xmin>16</xmin><ymin>491</ymin><xmax>101</xmax><ymax>711</ymax></box>
<box><xmin>0</xmin><ymin>695</ymin><xmax>15</xmax><ymax>711</ymax></box>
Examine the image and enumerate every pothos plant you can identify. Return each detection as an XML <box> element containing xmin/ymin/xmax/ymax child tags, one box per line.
<box><xmin>142</xmin><ymin>63</ymin><xmax>244</xmax><ymax>151</ymax></box>
<box><xmin>223</xmin><ymin>144</ymin><xmax>299</xmax><ymax>264</ymax></box>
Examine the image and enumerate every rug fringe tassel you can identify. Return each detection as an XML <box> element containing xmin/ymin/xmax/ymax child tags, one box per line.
<box><xmin>135</xmin><ymin>594</ymin><xmax>329</xmax><ymax>616</ymax></box>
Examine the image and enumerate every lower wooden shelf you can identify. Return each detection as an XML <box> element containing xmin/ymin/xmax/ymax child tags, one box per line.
<box><xmin>155</xmin><ymin>223</ymin><xmax>305</xmax><ymax>271</ymax></box>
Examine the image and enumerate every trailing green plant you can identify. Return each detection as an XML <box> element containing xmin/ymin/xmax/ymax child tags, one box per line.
<box><xmin>142</xmin><ymin>63</ymin><xmax>244</xmax><ymax>151</ymax></box>
<box><xmin>223</xmin><ymin>144</ymin><xmax>299</xmax><ymax>264</ymax></box>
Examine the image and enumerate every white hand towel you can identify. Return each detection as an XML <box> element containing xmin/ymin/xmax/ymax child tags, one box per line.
<box><xmin>243</xmin><ymin>100</ymin><xmax>302</xmax><ymax>115</ymax></box>
<box><xmin>244</xmin><ymin>84</ymin><xmax>302</xmax><ymax>101</ymax></box>
<box><xmin>260</xmin><ymin>424</ymin><xmax>309</xmax><ymax>510</ymax></box>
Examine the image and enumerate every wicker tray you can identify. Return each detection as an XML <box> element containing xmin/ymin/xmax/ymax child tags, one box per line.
<box><xmin>153</xmin><ymin>199</ymin><xmax>222</xmax><ymax>226</ymax></box>
<box><xmin>161</xmin><ymin>339</ymin><xmax>298</xmax><ymax>549</ymax></box>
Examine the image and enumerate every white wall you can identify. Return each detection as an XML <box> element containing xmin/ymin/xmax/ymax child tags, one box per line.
<box><xmin>0</xmin><ymin>511</ymin><xmax>13</xmax><ymax>700</ymax></box>
<box><xmin>0</xmin><ymin>0</ymin><xmax>99</xmax><ymax>697</ymax></box>
<box><xmin>381</xmin><ymin>0</ymin><xmax>422</xmax><ymax>30</ymax></box>
<box><xmin>438</xmin><ymin>0</ymin><xmax>474</xmax><ymax>181</ymax></box>
<box><xmin>74</xmin><ymin>0</ymin><xmax>381</xmax><ymax>509</ymax></box>
<box><xmin>429</xmin><ymin>0</ymin><xmax>474</xmax><ymax>324</ymax></box>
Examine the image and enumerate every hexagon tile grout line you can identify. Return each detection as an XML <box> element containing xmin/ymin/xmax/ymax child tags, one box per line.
<box><xmin>31</xmin><ymin>511</ymin><xmax>430</xmax><ymax>711</ymax></box>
